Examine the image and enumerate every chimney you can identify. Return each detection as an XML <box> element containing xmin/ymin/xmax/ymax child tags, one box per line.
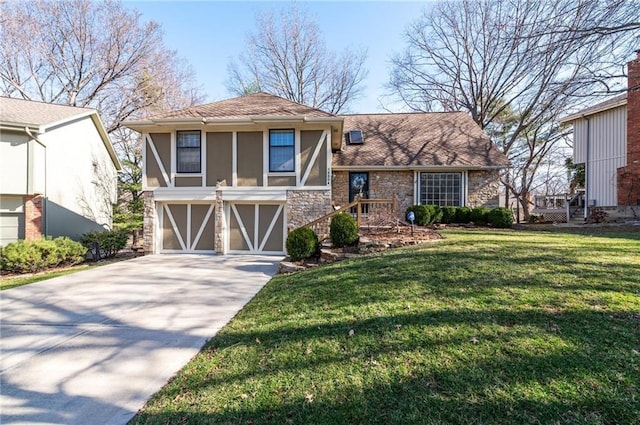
<box><xmin>617</xmin><ymin>50</ymin><xmax>640</xmax><ymax>205</ymax></box>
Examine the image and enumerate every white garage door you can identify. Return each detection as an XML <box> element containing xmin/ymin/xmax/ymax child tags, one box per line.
<box><xmin>0</xmin><ymin>213</ymin><xmax>24</xmax><ymax>246</ymax></box>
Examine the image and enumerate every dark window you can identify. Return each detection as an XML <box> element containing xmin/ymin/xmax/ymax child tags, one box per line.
<box><xmin>269</xmin><ymin>129</ymin><xmax>295</xmax><ymax>172</ymax></box>
<box><xmin>176</xmin><ymin>131</ymin><xmax>201</xmax><ymax>173</ymax></box>
<box><xmin>419</xmin><ymin>172</ymin><xmax>462</xmax><ymax>206</ymax></box>
<box><xmin>346</xmin><ymin>130</ymin><xmax>364</xmax><ymax>144</ymax></box>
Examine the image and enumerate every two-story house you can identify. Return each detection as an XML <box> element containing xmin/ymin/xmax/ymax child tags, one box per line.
<box><xmin>559</xmin><ymin>52</ymin><xmax>640</xmax><ymax>219</ymax></box>
<box><xmin>0</xmin><ymin>97</ymin><xmax>121</xmax><ymax>246</ymax></box>
<box><xmin>125</xmin><ymin>92</ymin><xmax>508</xmax><ymax>255</ymax></box>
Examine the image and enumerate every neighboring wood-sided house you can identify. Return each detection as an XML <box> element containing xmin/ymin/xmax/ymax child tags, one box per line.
<box><xmin>0</xmin><ymin>97</ymin><xmax>122</xmax><ymax>246</ymax></box>
<box><xmin>559</xmin><ymin>52</ymin><xmax>640</xmax><ymax>219</ymax></box>
<box><xmin>125</xmin><ymin>92</ymin><xmax>508</xmax><ymax>255</ymax></box>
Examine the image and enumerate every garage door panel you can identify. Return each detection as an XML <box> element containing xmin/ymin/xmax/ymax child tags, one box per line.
<box><xmin>0</xmin><ymin>213</ymin><xmax>24</xmax><ymax>246</ymax></box>
<box><xmin>229</xmin><ymin>208</ymin><xmax>251</xmax><ymax>251</ymax></box>
<box><xmin>228</xmin><ymin>203</ymin><xmax>285</xmax><ymax>254</ymax></box>
<box><xmin>161</xmin><ymin>203</ymin><xmax>215</xmax><ymax>253</ymax></box>
<box><xmin>161</xmin><ymin>205</ymin><xmax>185</xmax><ymax>250</ymax></box>
<box><xmin>192</xmin><ymin>205</ymin><xmax>215</xmax><ymax>251</ymax></box>
<box><xmin>260</xmin><ymin>206</ymin><xmax>284</xmax><ymax>252</ymax></box>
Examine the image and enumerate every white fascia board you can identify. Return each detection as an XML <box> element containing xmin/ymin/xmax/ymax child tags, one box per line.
<box><xmin>219</xmin><ymin>188</ymin><xmax>287</xmax><ymax>202</ymax></box>
<box><xmin>152</xmin><ymin>188</ymin><xmax>216</xmax><ymax>202</ymax></box>
<box><xmin>559</xmin><ymin>99</ymin><xmax>627</xmax><ymax>123</ymax></box>
<box><xmin>0</xmin><ymin>123</ymin><xmax>42</xmax><ymax>134</ymax></box>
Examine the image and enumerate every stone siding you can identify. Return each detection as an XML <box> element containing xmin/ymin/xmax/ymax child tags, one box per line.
<box><xmin>332</xmin><ymin>170</ymin><xmax>414</xmax><ymax>215</ymax></box>
<box><xmin>142</xmin><ymin>191</ymin><xmax>156</xmax><ymax>253</ymax></box>
<box><xmin>286</xmin><ymin>190</ymin><xmax>332</xmax><ymax>230</ymax></box>
<box><xmin>467</xmin><ymin>170</ymin><xmax>501</xmax><ymax>207</ymax></box>
<box><xmin>214</xmin><ymin>190</ymin><xmax>225</xmax><ymax>253</ymax></box>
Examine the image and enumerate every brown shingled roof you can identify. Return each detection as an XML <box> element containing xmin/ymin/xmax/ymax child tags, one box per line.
<box><xmin>333</xmin><ymin>113</ymin><xmax>508</xmax><ymax>168</ymax></box>
<box><xmin>145</xmin><ymin>92</ymin><xmax>336</xmax><ymax>120</ymax></box>
<box><xmin>0</xmin><ymin>96</ymin><xmax>95</xmax><ymax>128</ymax></box>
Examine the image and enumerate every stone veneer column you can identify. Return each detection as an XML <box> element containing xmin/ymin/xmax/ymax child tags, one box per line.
<box><xmin>467</xmin><ymin>170</ymin><xmax>501</xmax><ymax>207</ymax></box>
<box><xmin>617</xmin><ymin>51</ymin><xmax>640</xmax><ymax>206</ymax></box>
<box><xmin>214</xmin><ymin>190</ymin><xmax>225</xmax><ymax>253</ymax></box>
<box><xmin>286</xmin><ymin>190</ymin><xmax>332</xmax><ymax>230</ymax></box>
<box><xmin>142</xmin><ymin>191</ymin><xmax>156</xmax><ymax>253</ymax></box>
<box><xmin>23</xmin><ymin>195</ymin><xmax>43</xmax><ymax>240</ymax></box>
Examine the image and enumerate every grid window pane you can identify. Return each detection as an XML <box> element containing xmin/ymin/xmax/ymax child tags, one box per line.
<box><xmin>419</xmin><ymin>172</ymin><xmax>462</xmax><ymax>206</ymax></box>
<box><xmin>269</xmin><ymin>129</ymin><xmax>294</xmax><ymax>172</ymax></box>
<box><xmin>176</xmin><ymin>131</ymin><xmax>201</xmax><ymax>173</ymax></box>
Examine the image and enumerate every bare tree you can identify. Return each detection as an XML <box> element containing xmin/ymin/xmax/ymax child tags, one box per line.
<box><xmin>226</xmin><ymin>4</ymin><xmax>368</xmax><ymax>114</ymax></box>
<box><xmin>389</xmin><ymin>0</ymin><xmax>639</xmax><ymax>218</ymax></box>
<box><xmin>0</xmin><ymin>0</ymin><xmax>204</xmax><ymax>239</ymax></box>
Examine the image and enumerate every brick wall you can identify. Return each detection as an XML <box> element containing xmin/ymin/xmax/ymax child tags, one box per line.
<box><xmin>617</xmin><ymin>51</ymin><xmax>640</xmax><ymax>206</ymax></box>
<box><xmin>23</xmin><ymin>195</ymin><xmax>43</xmax><ymax>240</ymax></box>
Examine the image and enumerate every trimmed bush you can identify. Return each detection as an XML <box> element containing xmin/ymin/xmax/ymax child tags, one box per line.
<box><xmin>406</xmin><ymin>205</ymin><xmax>430</xmax><ymax>226</ymax></box>
<box><xmin>427</xmin><ymin>205</ymin><xmax>443</xmax><ymax>224</ymax></box>
<box><xmin>0</xmin><ymin>237</ymin><xmax>86</xmax><ymax>274</ymax></box>
<box><xmin>286</xmin><ymin>227</ymin><xmax>318</xmax><ymax>261</ymax></box>
<box><xmin>487</xmin><ymin>208</ymin><xmax>514</xmax><ymax>228</ymax></box>
<box><xmin>470</xmin><ymin>207</ymin><xmax>490</xmax><ymax>225</ymax></box>
<box><xmin>455</xmin><ymin>207</ymin><xmax>472</xmax><ymax>223</ymax></box>
<box><xmin>330</xmin><ymin>213</ymin><xmax>359</xmax><ymax>248</ymax></box>
<box><xmin>441</xmin><ymin>206</ymin><xmax>457</xmax><ymax>224</ymax></box>
<box><xmin>80</xmin><ymin>229</ymin><xmax>128</xmax><ymax>258</ymax></box>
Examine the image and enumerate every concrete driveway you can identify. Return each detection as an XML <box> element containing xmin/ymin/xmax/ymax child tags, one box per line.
<box><xmin>0</xmin><ymin>254</ymin><xmax>279</xmax><ymax>425</ymax></box>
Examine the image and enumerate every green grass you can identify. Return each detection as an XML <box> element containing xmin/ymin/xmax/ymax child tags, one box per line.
<box><xmin>131</xmin><ymin>229</ymin><xmax>640</xmax><ymax>425</ymax></box>
<box><xmin>0</xmin><ymin>266</ymin><xmax>95</xmax><ymax>290</ymax></box>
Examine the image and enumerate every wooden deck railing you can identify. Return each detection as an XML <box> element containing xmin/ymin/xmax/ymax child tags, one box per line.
<box><xmin>303</xmin><ymin>198</ymin><xmax>397</xmax><ymax>240</ymax></box>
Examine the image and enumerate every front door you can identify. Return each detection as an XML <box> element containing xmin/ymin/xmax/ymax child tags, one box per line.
<box><xmin>349</xmin><ymin>172</ymin><xmax>369</xmax><ymax>214</ymax></box>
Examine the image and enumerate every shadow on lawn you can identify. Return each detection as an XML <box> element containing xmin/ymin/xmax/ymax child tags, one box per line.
<box><xmin>131</xmin><ymin>234</ymin><xmax>639</xmax><ymax>425</ymax></box>
<box><xmin>132</xmin><ymin>304</ymin><xmax>639</xmax><ymax>424</ymax></box>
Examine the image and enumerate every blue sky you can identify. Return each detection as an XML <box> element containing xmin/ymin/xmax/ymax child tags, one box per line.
<box><xmin>127</xmin><ymin>1</ymin><xmax>430</xmax><ymax>112</ymax></box>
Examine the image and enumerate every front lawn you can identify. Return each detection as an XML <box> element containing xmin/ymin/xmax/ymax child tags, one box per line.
<box><xmin>131</xmin><ymin>229</ymin><xmax>640</xmax><ymax>424</ymax></box>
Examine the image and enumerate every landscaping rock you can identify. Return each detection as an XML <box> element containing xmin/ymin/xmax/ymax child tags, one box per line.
<box><xmin>279</xmin><ymin>261</ymin><xmax>306</xmax><ymax>274</ymax></box>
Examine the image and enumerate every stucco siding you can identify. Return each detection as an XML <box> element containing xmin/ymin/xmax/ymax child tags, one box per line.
<box><xmin>0</xmin><ymin>131</ymin><xmax>30</xmax><ymax>194</ymax></box>
<box><xmin>572</xmin><ymin>105</ymin><xmax>626</xmax><ymax>206</ymax></box>
<box><xmin>44</xmin><ymin>116</ymin><xmax>118</xmax><ymax>239</ymax></box>
<box><xmin>237</xmin><ymin>132</ymin><xmax>263</xmax><ymax>187</ymax></box>
<box><xmin>206</xmin><ymin>132</ymin><xmax>232</xmax><ymax>187</ymax></box>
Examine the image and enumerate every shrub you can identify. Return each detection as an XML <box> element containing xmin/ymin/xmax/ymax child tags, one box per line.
<box><xmin>487</xmin><ymin>208</ymin><xmax>514</xmax><ymax>228</ymax></box>
<box><xmin>330</xmin><ymin>213</ymin><xmax>359</xmax><ymax>248</ymax></box>
<box><xmin>286</xmin><ymin>227</ymin><xmax>318</xmax><ymax>261</ymax></box>
<box><xmin>441</xmin><ymin>206</ymin><xmax>457</xmax><ymax>224</ymax></box>
<box><xmin>470</xmin><ymin>207</ymin><xmax>490</xmax><ymax>225</ymax></box>
<box><xmin>406</xmin><ymin>205</ymin><xmax>430</xmax><ymax>226</ymax></box>
<box><xmin>0</xmin><ymin>237</ymin><xmax>86</xmax><ymax>274</ymax></box>
<box><xmin>455</xmin><ymin>207</ymin><xmax>472</xmax><ymax>223</ymax></box>
<box><xmin>427</xmin><ymin>205</ymin><xmax>443</xmax><ymax>224</ymax></box>
<box><xmin>80</xmin><ymin>229</ymin><xmax>128</xmax><ymax>258</ymax></box>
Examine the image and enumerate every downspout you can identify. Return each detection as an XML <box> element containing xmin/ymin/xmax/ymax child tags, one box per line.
<box><xmin>582</xmin><ymin>115</ymin><xmax>590</xmax><ymax>220</ymax></box>
<box><xmin>24</xmin><ymin>127</ymin><xmax>47</xmax><ymax>237</ymax></box>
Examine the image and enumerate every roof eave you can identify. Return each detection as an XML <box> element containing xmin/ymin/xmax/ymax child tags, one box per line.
<box><xmin>559</xmin><ymin>99</ymin><xmax>627</xmax><ymax>123</ymax></box>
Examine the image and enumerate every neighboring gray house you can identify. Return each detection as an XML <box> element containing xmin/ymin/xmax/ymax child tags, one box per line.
<box><xmin>125</xmin><ymin>92</ymin><xmax>508</xmax><ymax>255</ymax></box>
<box><xmin>0</xmin><ymin>97</ymin><xmax>122</xmax><ymax>246</ymax></box>
<box><xmin>559</xmin><ymin>52</ymin><xmax>640</xmax><ymax>219</ymax></box>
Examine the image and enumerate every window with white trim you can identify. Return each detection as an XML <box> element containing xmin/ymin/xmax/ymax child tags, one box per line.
<box><xmin>269</xmin><ymin>129</ymin><xmax>295</xmax><ymax>172</ymax></box>
<box><xmin>418</xmin><ymin>172</ymin><xmax>462</xmax><ymax>206</ymax></box>
<box><xmin>176</xmin><ymin>130</ymin><xmax>201</xmax><ymax>173</ymax></box>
